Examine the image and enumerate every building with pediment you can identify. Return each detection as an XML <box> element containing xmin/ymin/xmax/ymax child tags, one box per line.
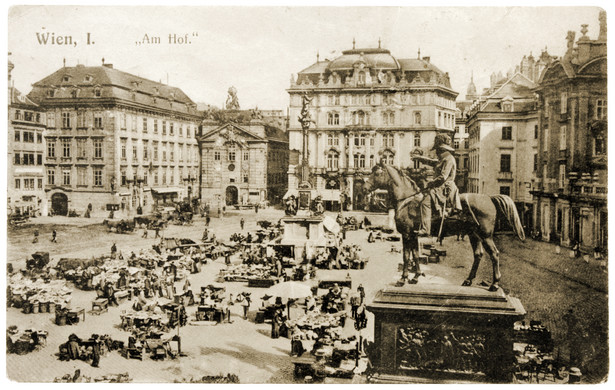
<box><xmin>27</xmin><ymin>60</ymin><xmax>201</xmax><ymax>216</ymax></box>
<box><xmin>532</xmin><ymin>12</ymin><xmax>607</xmax><ymax>250</ymax></box>
<box><xmin>198</xmin><ymin>109</ymin><xmax>288</xmax><ymax>211</ymax></box>
<box><xmin>288</xmin><ymin>44</ymin><xmax>458</xmax><ymax>211</ymax></box>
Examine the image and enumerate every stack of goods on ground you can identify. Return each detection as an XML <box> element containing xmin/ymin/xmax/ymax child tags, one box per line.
<box><xmin>8</xmin><ymin>272</ymin><xmax>72</xmax><ymax>313</ymax></box>
<box><xmin>6</xmin><ymin>326</ymin><xmax>47</xmax><ymax>354</ymax></box>
<box><xmin>174</xmin><ymin>374</ymin><xmax>240</xmax><ymax>383</ymax></box>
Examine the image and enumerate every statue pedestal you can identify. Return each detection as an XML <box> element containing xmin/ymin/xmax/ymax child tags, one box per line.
<box><xmin>279</xmin><ymin>215</ymin><xmax>326</xmax><ymax>261</ymax></box>
<box><xmin>366</xmin><ymin>283</ymin><xmax>525</xmax><ymax>383</ymax></box>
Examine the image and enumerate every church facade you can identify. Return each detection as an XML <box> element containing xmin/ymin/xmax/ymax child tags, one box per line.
<box><xmin>287</xmin><ymin>44</ymin><xmax>458</xmax><ymax>211</ymax></box>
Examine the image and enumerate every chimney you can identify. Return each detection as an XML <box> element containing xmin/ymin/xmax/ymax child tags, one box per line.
<box><xmin>598</xmin><ymin>10</ymin><xmax>607</xmax><ymax>41</ymax></box>
<box><xmin>423</xmin><ymin>56</ymin><xmax>430</xmax><ymax>63</ymax></box>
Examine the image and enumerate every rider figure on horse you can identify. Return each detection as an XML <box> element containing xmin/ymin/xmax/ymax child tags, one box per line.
<box><xmin>412</xmin><ymin>134</ymin><xmax>462</xmax><ymax>237</ymax></box>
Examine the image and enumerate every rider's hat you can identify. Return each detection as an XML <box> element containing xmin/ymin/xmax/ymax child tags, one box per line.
<box><xmin>431</xmin><ymin>134</ymin><xmax>454</xmax><ymax>152</ymax></box>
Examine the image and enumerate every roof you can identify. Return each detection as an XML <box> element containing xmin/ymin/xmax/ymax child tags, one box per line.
<box><xmin>9</xmin><ymin>87</ymin><xmax>39</xmax><ymax>108</ymax></box>
<box><xmin>28</xmin><ymin>64</ymin><xmax>198</xmax><ymax>116</ymax></box>
<box><xmin>296</xmin><ymin>47</ymin><xmax>450</xmax><ymax>85</ymax></box>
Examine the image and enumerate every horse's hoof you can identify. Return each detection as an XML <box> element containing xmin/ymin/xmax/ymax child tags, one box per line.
<box><xmin>395</xmin><ymin>278</ymin><xmax>407</xmax><ymax>287</ymax></box>
<box><xmin>461</xmin><ymin>280</ymin><xmax>472</xmax><ymax>287</ymax></box>
<box><xmin>409</xmin><ymin>277</ymin><xmax>420</xmax><ymax>285</ymax></box>
<box><xmin>488</xmin><ymin>284</ymin><xmax>500</xmax><ymax>292</ymax></box>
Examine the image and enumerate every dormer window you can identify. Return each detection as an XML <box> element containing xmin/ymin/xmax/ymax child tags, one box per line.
<box><xmin>47</xmin><ymin>89</ymin><xmax>56</xmax><ymax>98</ymax></box>
<box><xmin>71</xmin><ymin>89</ymin><xmax>80</xmax><ymax>98</ymax></box>
<box><xmin>94</xmin><ymin>88</ymin><xmax>101</xmax><ymax>97</ymax></box>
<box><xmin>358</xmin><ymin>71</ymin><xmax>366</xmax><ymax>85</ymax></box>
<box><xmin>62</xmin><ymin>75</ymin><xmax>71</xmax><ymax>82</ymax></box>
<box><xmin>84</xmin><ymin>75</ymin><xmax>93</xmax><ymax>83</ymax></box>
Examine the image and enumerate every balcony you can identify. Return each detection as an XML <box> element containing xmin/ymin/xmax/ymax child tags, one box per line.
<box><xmin>497</xmin><ymin>171</ymin><xmax>513</xmax><ymax>181</ymax></box>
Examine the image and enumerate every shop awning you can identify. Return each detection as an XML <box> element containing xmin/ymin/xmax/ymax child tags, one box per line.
<box><xmin>152</xmin><ymin>187</ymin><xmax>183</xmax><ymax>194</ymax></box>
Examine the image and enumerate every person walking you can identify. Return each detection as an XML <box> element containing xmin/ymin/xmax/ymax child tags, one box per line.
<box><xmin>240</xmin><ymin>218</ymin><xmax>245</xmax><ymax>230</ymax></box>
<box><xmin>357</xmin><ymin>284</ymin><xmax>365</xmax><ymax>305</ymax></box>
<box><xmin>51</xmin><ymin>229</ymin><xmax>57</xmax><ymax>243</ymax></box>
<box><xmin>32</xmin><ymin>229</ymin><xmax>39</xmax><ymax>244</ymax></box>
<box><xmin>154</xmin><ymin>225</ymin><xmax>161</xmax><ymax>239</ymax></box>
<box><xmin>242</xmin><ymin>294</ymin><xmax>251</xmax><ymax>320</ymax></box>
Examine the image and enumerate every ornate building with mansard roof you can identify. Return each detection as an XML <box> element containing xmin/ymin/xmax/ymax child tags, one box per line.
<box><xmin>287</xmin><ymin>44</ymin><xmax>458</xmax><ymax>211</ymax></box>
<box><xmin>532</xmin><ymin>11</ymin><xmax>607</xmax><ymax>251</ymax></box>
<box><xmin>28</xmin><ymin>60</ymin><xmax>201</xmax><ymax>217</ymax></box>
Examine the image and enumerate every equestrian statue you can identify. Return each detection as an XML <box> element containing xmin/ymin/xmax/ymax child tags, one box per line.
<box><xmin>364</xmin><ymin>134</ymin><xmax>525</xmax><ymax>291</ymax></box>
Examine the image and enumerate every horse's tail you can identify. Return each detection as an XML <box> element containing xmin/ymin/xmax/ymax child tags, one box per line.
<box><xmin>490</xmin><ymin>195</ymin><xmax>525</xmax><ymax>241</ymax></box>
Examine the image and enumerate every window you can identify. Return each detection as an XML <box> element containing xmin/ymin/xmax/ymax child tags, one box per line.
<box><xmin>62</xmin><ymin>169</ymin><xmax>71</xmax><ymax>186</ymax></box>
<box><xmin>533</xmin><ymin>153</ymin><xmax>538</xmax><ymax>172</ymax></box>
<box><xmin>499</xmin><ymin>186</ymin><xmax>511</xmax><ymax>196</ymax></box>
<box><xmin>454</xmin><ymin>140</ymin><xmax>460</xmax><ymax>149</ymax></box>
<box><xmin>334</xmin><ymin>95</ymin><xmax>340</xmax><ymax>105</ymax></box>
<box><xmin>187</xmin><ymin>126</ymin><xmax>191</xmax><ymax>138</ymax></box>
<box><xmin>154</xmin><ymin>119</ymin><xmax>158</xmax><ymax>133</ymax></box>
<box><xmin>243</xmin><ymin>173</ymin><xmax>249</xmax><ymax>183</ymax></box>
<box><xmin>142</xmin><ymin>118</ymin><xmax>148</xmax><ymax>133</ymax></box>
<box><xmin>14</xmin><ymin>178</ymin><xmax>20</xmax><ymax>189</ymax></box>
<box><xmin>228</xmin><ymin>149</ymin><xmax>236</xmax><ymax>161</ymax></box>
<box><xmin>357</xmin><ymin>111</ymin><xmax>366</xmax><ymax>125</ymax></box>
<box><xmin>327</xmin><ymin>112</ymin><xmax>340</xmax><ymax>125</ymax></box>
<box><xmin>121</xmin><ymin>170</ymin><xmax>127</xmax><ymax>186</ymax></box>
<box><xmin>383</xmin><ymin>151</ymin><xmax>395</xmax><ymax>165</ymax></box>
<box><xmin>133</xmin><ymin>145</ymin><xmax>138</xmax><ymax>161</ymax></box>
<box><xmin>23</xmin><ymin>131</ymin><xmax>34</xmax><ymax>143</ymax></box>
<box><xmin>179</xmin><ymin>124</ymin><xmax>183</xmax><ymax>137</ymax></box>
<box><xmin>594</xmin><ymin>134</ymin><xmax>606</xmax><ymax>155</ymax></box>
<box><xmin>143</xmin><ymin>141</ymin><xmax>149</xmax><ymax>161</ymax></box>
<box><xmin>383</xmin><ymin>133</ymin><xmax>394</xmax><ymax>148</ymax></box>
<box><xmin>500</xmin><ymin>154</ymin><xmax>511</xmax><ymax>172</ymax></box>
<box><xmin>327</xmin><ymin>134</ymin><xmax>339</xmax><ymax>146</ymax></box>
<box><xmin>154</xmin><ymin>170</ymin><xmax>159</xmax><ymax>185</ymax></box>
<box><xmin>132</xmin><ymin>115</ymin><xmax>137</xmax><ymax>132</ymax></box>
<box><xmin>47</xmin><ymin>169</ymin><xmax>55</xmax><ymax>185</ymax></box>
<box><xmin>77</xmin><ymin>139</ymin><xmax>87</xmax><ymax>158</ymax></box>
<box><xmin>94</xmin><ymin>88</ymin><xmax>101</xmax><ymax>97</ymax></box>
<box><xmin>170</xmin><ymin>122</ymin><xmax>174</xmax><ymax>135</ymax></box>
<box><xmin>77</xmin><ymin>167</ymin><xmax>87</xmax><ymax>186</ymax></box>
<box><xmin>94</xmin><ymin>139</ymin><xmax>103</xmax><ymax>159</ymax></box>
<box><xmin>153</xmin><ymin>143</ymin><xmax>159</xmax><ymax>160</ymax></box>
<box><xmin>24</xmin><ymin>178</ymin><xmax>35</xmax><ymax>190</ymax></box>
<box><xmin>170</xmin><ymin>146</ymin><xmax>174</xmax><ymax>162</ymax></box>
<box><xmin>14</xmin><ymin>131</ymin><xmax>20</xmax><ymax>142</ymax></box>
<box><xmin>382</xmin><ymin>112</ymin><xmax>395</xmax><ymax>126</ymax></box>
<box><xmin>414</xmin><ymin>112</ymin><xmax>422</xmax><ymax>125</ymax></box>
<box><xmin>121</xmin><ymin>140</ymin><xmax>127</xmax><ymax>160</ymax></box>
<box><xmin>94</xmin><ymin>168</ymin><xmax>103</xmax><ymax>186</ymax></box>
<box><xmin>534</xmin><ymin>125</ymin><xmax>538</xmax><ymax>139</ymax></box>
<box><xmin>502</xmin><ymin>126</ymin><xmax>512</xmax><ymax>140</ymax></box>
<box><xmin>214</xmin><ymin>151</ymin><xmax>221</xmax><ymax>161</ymax></box>
<box><xmin>413</xmin><ymin>134</ymin><xmax>421</xmax><ymax>147</ymax></box>
<box><xmin>559</xmin><ymin>164</ymin><xmax>566</xmax><ymax>189</ymax></box>
<box><xmin>120</xmin><ymin>113</ymin><xmax>127</xmax><ymax>129</ymax></box>
<box><xmin>162</xmin><ymin>143</ymin><xmax>167</xmax><ymax>161</ymax></box>
<box><xmin>596</xmin><ymin>99</ymin><xmax>607</xmax><ymax>119</ymax></box>
<box><xmin>62</xmin><ymin>112</ymin><xmax>71</xmax><ymax>128</ymax></box>
<box><xmin>48</xmin><ymin>141</ymin><xmax>56</xmax><ymax>158</ymax></box>
<box><xmin>243</xmin><ymin>151</ymin><xmax>249</xmax><ymax>161</ymax></box>
<box><xmin>559</xmin><ymin>125</ymin><xmax>567</xmax><ymax>150</ymax></box>
<box><xmin>358</xmin><ymin>71</ymin><xmax>366</xmax><ymax>85</ymax></box>
<box><xmin>543</xmin><ymin>126</ymin><xmax>549</xmax><ymax>152</ymax></box>
<box><xmin>162</xmin><ymin>121</ymin><xmax>167</xmax><ymax>135</ymax></box>
<box><xmin>47</xmin><ymin>114</ymin><xmax>56</xmax><ymax>128</ymax></box>
<box><xmin>62</xmin><ymin>139</ymin><xmax>71</xmax><ymax>158</ymax></box>
<box><xmin>560</xmin><ymin>92</ymin><xmax>568</xmax><ymax>114</ymax></box>
<box><xmin>327</xmin><ymin>152</ymin><xmax>339</xmax><ymax>169</ymax></box>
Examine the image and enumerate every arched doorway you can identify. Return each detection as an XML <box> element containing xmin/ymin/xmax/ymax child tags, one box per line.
<box><xmin>225</xmin><ymin>186</ymin><xmax>238</xmax><ymax>206</ymax></box>
<box><xmin>51</xmin><ymin>193</ymin><xmax>68</xmax><ymax>216</ymax></box>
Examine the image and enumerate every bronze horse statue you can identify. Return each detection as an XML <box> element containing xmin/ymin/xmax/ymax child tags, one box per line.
<box><xmin>364</xmin><ymin>163</ymin><xmax>525</xmax><ymax>291</ymax></box>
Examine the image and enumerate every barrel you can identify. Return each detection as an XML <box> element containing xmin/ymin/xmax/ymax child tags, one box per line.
<box><xmin>49</xmin><ymin>302</ymin><xmax>56</xmax><ymax>313</ymax></box>
<box><xmin>32</xmin><ymin>302</ymin><xmax>39</xmax><ymax>314</ymax></box>
<box><xmin>22</xmin><ymin>303</ymin><xmax>32</xmax><ymax>314</ymax></box>
<box><xmin>41</xmin><ymin>302</ymin><xmax>49</xmax><ymax>313</ymax></box>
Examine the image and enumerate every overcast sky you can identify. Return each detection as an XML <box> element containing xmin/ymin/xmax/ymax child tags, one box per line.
<box><xmin>8</xmin><ymin>5</ymin><xmax>604</xmax><ymax>109</ymax></box>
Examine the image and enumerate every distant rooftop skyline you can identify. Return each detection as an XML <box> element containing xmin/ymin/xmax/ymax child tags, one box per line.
<box><xmin>8</xmin><ymin>6</ymin><xmax>604</xmax><ymax>109</ymax></box>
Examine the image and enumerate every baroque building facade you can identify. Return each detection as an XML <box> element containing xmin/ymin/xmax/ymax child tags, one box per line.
<box><xmin>288</xmin><ymin>46</ymin><xmax>457</xmax><ymax>211</ymax></box>
<box><xmin>28</xmin><ymin>61</ymin><xmax>201</xmax><ymax>217</ymax></box>
<box><xmin>198</xmin><ymin>109</ymin><xmax>288</xmax><ymax>212</ymax></box>
<box><xmin>532</xmin><ymin>13</ymin><xmax>607</xmax><ymax>251</ymax></box>
<box><xmin>8</xmin><ymin>60</ymin><xmax>47</xmax><ymax>216</ymax></box>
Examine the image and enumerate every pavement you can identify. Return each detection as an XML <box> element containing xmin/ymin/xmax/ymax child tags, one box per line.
<box><xmin>6</xmin><ymin>208</ymin><xmax>609</xmax><ymax>383</ymax></box>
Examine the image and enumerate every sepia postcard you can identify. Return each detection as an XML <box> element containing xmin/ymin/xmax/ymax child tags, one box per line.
<box><xmin>4</xmin><ymin>3</ymin><xmax>610</xmax><ymax>385</ymax></box>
